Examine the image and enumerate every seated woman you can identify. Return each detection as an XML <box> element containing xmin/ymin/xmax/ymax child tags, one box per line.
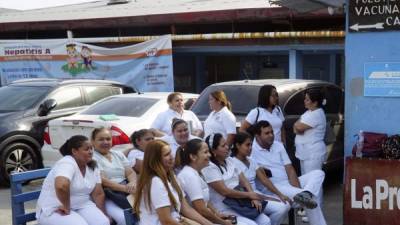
<box><xmin>231</xmin><ymin>132</ymin><xmax>291</xmax><ymax>225</ymax></box>
<box><xmin>133</xmin><ymin>139</ymin><xmax>213</xmax><ymax>225</ymax></box>
<box><xmin>201</xmin><ymin>133</ymin><xmax>270</xmax><ymax>225</ymax></box>
<box><xmin>126</xmin><ymin>129</ymin><xmax>155</xmax><ymax>173</ymax></box>
<box><xmin>161</xmin><ymin>118</ymin><xmax>200</xmax><ymax>158</ymax></box>
<box><xmin>36</xmin><ymin>135</ymin><xmax>109</xmax><ymax>225</ymax></box>
<box><xmin>92</xmin><ymin>127</ymin><xmax>137</xmax><ymax>225</ymax></box>
<box><xmin>177</xmin><ymin>139</ymin><xmax>236</xmax><ymax>225</ymax></box>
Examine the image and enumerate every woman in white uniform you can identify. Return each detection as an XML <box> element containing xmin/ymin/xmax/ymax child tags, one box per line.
<box><xmin>36</xmin><ymin>135</ymin><xmax>109</xmax><ymax>225</ymax></box>
<box><xmin>202</xmin><ymin>133</ymin><xmax>271</xmax><ymax>225</ymax></box>
<box><xmin>92</xmin><ymin>128</ymin><xmax>137</xmax><ymax>225</ymax></box>
<box><xmin>133</xmin><ymin>140</ymin><xmax>213</xmax><ymax>225</ymax></box>
<box><xmin>151</xmin><ymin>92</ymin><xmax>203</xmax><ymax>137</ymax></box>
<box><xmin>293</xmin><ymin>89</ymin><xmax>327</xmax><ymax>175</ymax></box>
<box><xmin>240</xmin><ymin>85</ymin><xmax>286</xmax><ymax>145</ymax></box>
<box><xmin>177</xmin><ymin>139</ymin><xmax>236</xmax><ymax>225</ymax></box>
<box><xmin>204</xmin><ymin>90</ymin><xmax>237</xmax><ymax>146</ymax></box>
<box><xmin>231</xmin><ymin>132</ymin><xmax>291</xmax><ymax>225</ymax></box>
<box><xmin>126</xmin><ymin>129</ymin><xmax>155</xmax><ymax>173</ymax></box>
<box><xmin>161</xmin><ymin>118</ymin><xmax>200</xmax><ymax>159</ymax></box>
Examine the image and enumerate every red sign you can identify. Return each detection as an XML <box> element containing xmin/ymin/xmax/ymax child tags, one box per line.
<box><xmin>344</xmin><ymin>157</ymin><xmax>400</xmax><ymax>225</ymax></box>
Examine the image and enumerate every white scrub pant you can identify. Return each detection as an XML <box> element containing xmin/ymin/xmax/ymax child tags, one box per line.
<box><xmin>259</xmin><ymin>170</ymin><xmax>326</xmax><ymax>225</ymax></box>
<box><xmin>263</xmin><ymin>200</ymin><xmax>291</xmax><ymax>225</ymax></box>
<box><xmin>221</xmin><ymin>208</ymin><xmax>271</xmax><ymax>225</ymax></box>
<box><xmin>38</xmin><ymin>204</ymin><xmax>109</xmax><ymax>225</ymax></box>
<box><xmin>300</xmin><ymin>154</ymin><xmax>326</xmax><ymax>205</ymax></box>
<box><xmin>105</xmin><ymin>199</ymin><xmax>126</xmax><ymax>225</ymax></box>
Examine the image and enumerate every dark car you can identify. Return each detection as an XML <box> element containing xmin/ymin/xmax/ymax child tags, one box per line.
<box><xmin>191</xmin><ymin>79</ymin><xmax>344</xmax><ymax>173</ymax></box>
<box><xmin>0</xmin><ymin>78</ymin><xmax>134</xmax><ymax>185</ymax></box>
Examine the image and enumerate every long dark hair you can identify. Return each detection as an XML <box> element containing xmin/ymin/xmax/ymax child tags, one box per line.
<box><xmin>59</xmin><ymin>135</ymin><xmax>97</xmax><ymax>170</ymax></box>
<box><xmin>205</xmin><ymin>133</ymin><xmax>226</xmax><ymax>174</ymax></box>
<box><xmin>257</xmin><ymin>84</ymin><xmax>278</xmax><ymax>110</ymax></box>
<box><xmin>177</xmin><ymin>139</ymin><xmax>204</xmax><ymax>168</ymax></box>
<box><xmin>231</xmin><ymin>132</ymin><xmax>252</xmax><ymax>157</ymax></box>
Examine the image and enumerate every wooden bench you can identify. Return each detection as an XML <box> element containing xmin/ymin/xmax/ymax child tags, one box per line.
<box><xmin>10</xmin><ymin>168</ymin><xmax>50</xmax><ymax>225</ymax></box>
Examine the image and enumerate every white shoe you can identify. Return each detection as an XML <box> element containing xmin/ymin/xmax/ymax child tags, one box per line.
<box><xmin>297</xmin><ymin>208</ymin><xmax>306</xmax><ymax>217</ymax></box>
<box><xmin>301</xmin><ymin>216</ymin><xmax>309</xmax><ymax>223</ymax></box>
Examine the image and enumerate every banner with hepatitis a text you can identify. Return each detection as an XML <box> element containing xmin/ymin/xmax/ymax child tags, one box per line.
<box><xmin>0</xmin><ymin>35</ymin><xmax>174</xmax><ymax>91</ymax></box>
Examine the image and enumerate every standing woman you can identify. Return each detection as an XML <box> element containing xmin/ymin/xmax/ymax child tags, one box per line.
<box><xmin>151</xmin><ymin>92</ymin><xmax>203</xmax><ymax>137</ymax></box>
<box><xmin>239</xmin><ymin>85</ymin><xmax>286</xmax><ymax>145</ymax></box>
<box><xmin>92</xmin><ymin>127</ymin><xmax>137</xmax><ymax>225</ymax></box>
<box><xmin>202</xmin><ymin>133</ymin><xmax>270</xmax><ymax>225</ymax></box>
<box><xmin>293</xmin><ymin>89</ymin><xmax>327</xmax><ymax>175</ymax></box>
<box><xmin>204</xmin><ymin>90</ymin><xmax>237</xmax><ymax>146</ymax></box>
<box><xmin>133</xmin><ymin>140</ymin><xmax>213</xmax><ymax>225</ymax></box>
<box><xmin>126</xmin><ymin>129</ymin><xmax>155</xmax><ymax>173</ymax></box>
<box><xmin>177</xmin><ymin>139</ymin><xmax>236</xmax><ymax>225</ymax></box>
<box><xmin>36</xmin><ymin>135</ymin><xmax>109</xmax><ymax>225</ymax></box>
<box><xmin>231</xmin><ymin>132</ymin><xmax>291</xmax><ymax>225</ymax></box>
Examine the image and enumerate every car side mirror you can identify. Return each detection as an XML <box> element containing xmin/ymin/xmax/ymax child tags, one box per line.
<box><xmin>38</xmin><ymin>99</ymin><xmax>57</xmax><ymax>116</ymax></box>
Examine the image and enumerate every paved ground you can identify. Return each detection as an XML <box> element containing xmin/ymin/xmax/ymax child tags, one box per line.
<box><xmin>0</xmin><ymin>171</ymin><xmax>343</xmax><ymax>225</ymax></box>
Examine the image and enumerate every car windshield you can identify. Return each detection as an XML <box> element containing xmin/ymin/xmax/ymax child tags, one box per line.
<box><xmin>0</xmin><ymin>86</ymin><xmax>50</xmax><ymax>111</ymax></box>
<box><xmin>81</xmin><ymin>96</ymin><xmax>158</xmax><ymax>117</ymax></box>
<box><xmin>192</xmin><ymin>85</ymin><xmax>259</xmax><ymax>116</ymax></box>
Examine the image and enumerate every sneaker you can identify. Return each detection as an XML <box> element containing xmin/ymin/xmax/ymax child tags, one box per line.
<box><xmin>293</xmin><ymin>191</ymin><xmax>317</xmax><ymax>209</ymax></box>
<box><xmin>297</xmin><ymin>208</ymin><xmax>306</xmax><ymax>217</ymax></box>
<box><xmin>301</xmin><ymin>216</ymin><xmax>309</xmax><ymax>223</ymax></box>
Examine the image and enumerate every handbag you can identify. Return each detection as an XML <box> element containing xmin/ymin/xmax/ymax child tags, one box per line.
<box><xmin>104</xmin><ymin>180</ymin><xmax>132</xmax><ymax>209</ymax></box>
<box><xmin>222</xmin><ymin>186</ymin><xmax>267</xmax><ymax>220</ymax></box>
<box><xmin>351</xmin><ymin>131</ymin><xmax>388</xmax><ymax>158</ymax></box>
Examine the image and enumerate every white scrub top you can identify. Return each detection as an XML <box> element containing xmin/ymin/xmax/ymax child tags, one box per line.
<box><xmin>127</xmin><ymin>149</ymin><xmax>144</xmax><ymax>167</ymax></box>
<box><xmin>151</xmin><ymin>108</ymin><xmax>203</xmax><ymax>136</ymax></box>
<box><xmin>36</xmin><ymin>156</ymin><xmax>101</xmax><ymax>218</ymax></box>
<box><xmin>295</xmin><ymin>108</ymin><xmax>327</xmax><ymax>160</ymax></box>
<box><xmin>138</xmin><ymin>176</ymin><xmax>181</xmax><ymax>225</ymax></box>
<box><xmin>245</xmin><ymin>106</ymin><xmax>285</xmax><ymax>142</ymax></box>
<box><xmin>201</xmin><ymin>157</ymin><xmax>240</xmax><ymax>212</ymax></box>
<box><xmin>178</xmin><ymin>165</ymin><xmax>210</xmax><ymax>204</ymax></box>
<box><xmin>231</xmin><ymin>156</ymin><xmax>259</xmax><ymax>191</ymax></box>
<box><xmin>204</xmin><ymin>106</ymin><xmax>237</xmax><ymax>139</ymax></box>
<box><xmin>93</xmin><ymin>150</ymin><xmax>130</xmax><ymax>183</ymax></box>
<box><xmin>250</xmin><ymin>140</ymin><xmax>291</xmax><ymax>184</ymax></box>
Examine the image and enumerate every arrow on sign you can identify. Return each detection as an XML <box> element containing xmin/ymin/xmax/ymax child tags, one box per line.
<box><xmin>350</xmin><ymin>23</ymin><xmax>385</xmax><ymax>31</ymax></box>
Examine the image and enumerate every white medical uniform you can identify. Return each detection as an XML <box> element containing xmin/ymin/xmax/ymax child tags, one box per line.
<box><xmin>201</xmin><ymin>158</ymin><xmax>270</xmax><ymax>225</ymax></box>
<box><xmin>295</xmin><ymin>108</ymin><xmax>327</xmax><ymax>174</ymax></box>
<box><xmin>138</xmin><ymin>176</ymin><xmax>181</xmax><ymax>225</ymax></box>
<box><xmin>94</xmin><ymin>150</ymin><xmax>130</xmax><ymax>225</ymax></box>
<box><xmin>245</xmin><ymin>107</ymin><xmax>284</xmax><ymax>142</ymax></box>
<box><xmin>178</xmin><ymin>166</ymin><xmax>210</xmax><ymax>204</ymax></box>
<box><xmin>250</xmin><ymin>141</ymin><xmax>327</xmax><ymax>225</ymax></box>
<box><xmin>151</xmin><ymin>108</ymin><xmax>203</xmax><ymax>136</ymax></box>
<box><xmin>204</xmin><ymin>106</ymin><xmax>237</xmax><ymax>139</ymax></box>
<box><xmin>127</xmin><ymin>149</ymin><xmax>144</xmax><ymax>168</ymax></box>
<box><xmin>36</xmin><ymin>156</ymin><xmax>109</xmax><ymax>225</ymax></box>
<box><xmin>160</xmin><ymin>134</ymin><xmax>201</xmax><ymax>158</ymax></box>
<box><xmin>231</xmin><ymin>157</ymin><xmax>290</xmax><ymax>225</ymax></box>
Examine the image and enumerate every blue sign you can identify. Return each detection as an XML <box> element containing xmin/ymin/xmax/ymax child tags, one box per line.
<box><xmin>364</xmin><ymin>62</ymin><xmax>400</xmax><ymax>97</ymax></box>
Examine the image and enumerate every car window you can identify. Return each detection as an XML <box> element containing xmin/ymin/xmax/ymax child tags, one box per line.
<box><xmin>84</xmin><ymin>86</ymin><xmax>116</xmax><ymax>105</ymax></box>
<box><xmin>284</xmin><ymin>90</ymin><xmax>307</xmax><ymax>115</ymax></box>
<box><xmin>324</xmin><ymin>87</ymin><xmax>344</xmax><ymax>114</ymax></box>
<box><xmin>81</xmin><ymin>97</ymin><xmax>158</xmax><ymax>117</ymax></box>
<box><xmin>192</xmin><ymin>85</ymin><xmax>259</xmax><ymax>116</ymax></box>
<box><xmin>0</xmin><ymin>86</ymin><xmax>50</xmax><ymax>111</ymax></box>
<box><xmin>50</xmin><ymin>87</ymin><xmax>84</xmax><ymax>110</ymax></box>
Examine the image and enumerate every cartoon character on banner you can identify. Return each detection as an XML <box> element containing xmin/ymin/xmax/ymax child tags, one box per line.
<box><xmin>66</xmin><ymin>44</ymin><xmax>80</xmax><ymax>69</ymax></box>
<box><xmin>81</xmin><ymin>46</ymin><xmax>93</xmax><ymax>70</ymax></box>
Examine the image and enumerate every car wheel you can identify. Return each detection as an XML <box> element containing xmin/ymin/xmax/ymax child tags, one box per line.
<box><xmin>0</xmin><ymin>142</ymin><xmax>40</xmax><ymax>186</ymax></box>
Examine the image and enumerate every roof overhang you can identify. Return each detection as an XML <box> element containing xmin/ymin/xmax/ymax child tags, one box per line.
<box><xmin>270</xmin><ymin>0</ymin><xmax>345</xmax><ymax>13</ymax></box>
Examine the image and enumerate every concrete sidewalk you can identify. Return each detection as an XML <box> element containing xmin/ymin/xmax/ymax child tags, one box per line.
<box><xmin>0</xmin><ymin>172</ymin><xmax>343</xmax><ymax>225</ymax></box>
